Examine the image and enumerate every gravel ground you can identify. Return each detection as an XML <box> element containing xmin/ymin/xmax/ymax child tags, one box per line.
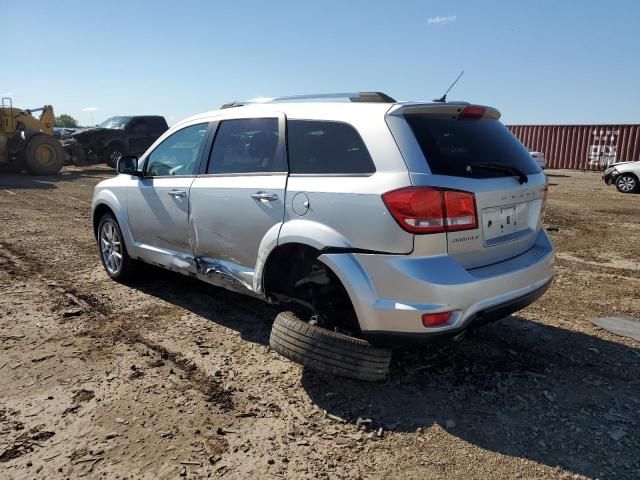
<box><xmin>0</xmin><ymin>167</ymin><xmax>638</xmax><ymax>479</ymax></box>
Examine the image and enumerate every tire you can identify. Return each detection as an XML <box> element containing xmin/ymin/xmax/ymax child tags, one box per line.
<box><xmin>97</xmin><ymin>213</ymin><xmax>136</xmax><ymax>281</ymax></box>
<box><xmin>24</xmin><ymin>135</ymin><xmax>65</xmax><ymax>175</ymax></box>
<box><xmin>269</xmin><ymin>311</ymin><xmax>392</xmax><ymax>382</ymax></box>
<box><xmin>104</xmin><ymin>144</ymin><xmax>126</xmax><ymax>168</ymax></box>
<box><xmin>615</xmin><ymin>173</ymin><xmax>639</xmax><ymax>194</ymax></box>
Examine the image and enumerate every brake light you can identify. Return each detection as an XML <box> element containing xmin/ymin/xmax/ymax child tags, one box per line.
<box><xmin>444</xmin><ymin>190</ymin><xmax>478</xmax><ymax>231</ymax></box>
<box><xmin>382</xmin><ymin>187</ymin><xmax>478</xmax><ymax>234</ymax></box>
<box><xmin>541</xmin><ymin>182</ymin><xmax>549</xmax><ymax>217</ymax></box>
<box><xmin>459</xmin><ymin>105</ymin><xmax>486</xmax><ymax>120</ymax></box>
<box><xmin>422</xmin><ymin>311</ymin><xmax>452</xmax><ymax>327</ymax></box>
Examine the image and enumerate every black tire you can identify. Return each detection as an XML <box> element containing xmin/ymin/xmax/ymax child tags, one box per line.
<box><xmin>104</xmin><ymin>144</ymin><xmax>127</xmax><ymax>168</ymax></box>
<box><xmin>97</xmin><ymin>213</ymin><xmax>136</xmax><ymax>281</ymax></box>
<box><xmin>269</xmin><ymin>311</ymin><xmax>392</xmax><ymax>382</ymax></box>
<box><xmin>24</xmin><ymin>135</ymin><xmax>65</xmax><ymax>175</ymax></box>
<box><xmin>615</xmin><ymin>173</ymin><xmax>639</xmax><ymax>194</ymax></box>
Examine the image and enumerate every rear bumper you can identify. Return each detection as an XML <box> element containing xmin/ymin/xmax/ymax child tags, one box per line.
<box><xmin>363</xmin><ymin>278</ymin><xmax>551</xmax><ymax>346</ymax></box>
<box><xmin>319</xmin><ymin>230</ymin><xmax>554</xmax><ymax>342</ymax></box>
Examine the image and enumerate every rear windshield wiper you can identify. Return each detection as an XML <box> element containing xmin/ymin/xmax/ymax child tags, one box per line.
<box><xmin>468</xmin><ymin>162</ymin><xmax>528</xmax><ymax>184</ymax></box>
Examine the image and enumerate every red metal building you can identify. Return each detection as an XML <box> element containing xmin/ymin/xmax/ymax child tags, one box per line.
<box><xmin>508</xmin><ymin>124</ymin><xmax>640</xmax><ymax>170</ymax></box>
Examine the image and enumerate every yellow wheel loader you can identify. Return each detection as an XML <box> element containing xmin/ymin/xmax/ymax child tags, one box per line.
<box><xmin>0</xmin><ymin>98</ymin><xmax>65</xmax><ymax>175</ymax></box>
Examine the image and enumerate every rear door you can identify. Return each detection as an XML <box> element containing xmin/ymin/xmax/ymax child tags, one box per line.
<box><xmin>189</xmin><ymin>114</ymin><xmax>287</xmax><ymax>289</ymax></box>
<box><xmin>389</xmin><ymin>105</ymin><xmax>547</xmax><ymax>269</ymax></box>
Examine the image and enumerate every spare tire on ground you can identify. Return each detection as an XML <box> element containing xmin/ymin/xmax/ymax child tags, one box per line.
<box><xmin>269</xmin><ymin>311</ymin><xmax>392</xmax><ymax>382</ymax></box>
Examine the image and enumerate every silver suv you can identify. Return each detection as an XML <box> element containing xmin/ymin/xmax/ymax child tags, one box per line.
<box><xmin>92</xmin><ymin>92</ymin><xmax>554</xmax><ymax>380</ymax></box>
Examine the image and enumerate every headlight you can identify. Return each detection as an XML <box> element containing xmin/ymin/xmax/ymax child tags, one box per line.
<box><xmin>604</xmin><ymin>167</ymin><xmax>615</xmax><ymax>174</ymax></box>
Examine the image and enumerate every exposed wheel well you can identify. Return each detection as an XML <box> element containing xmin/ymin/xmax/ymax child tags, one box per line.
<box><xmin>93</xmin><ymin>204</ymin><xmax>115</xmax><ymax>238</ymax></box>
<box><xmin>262</xmin><ymin>243</ymin><xmax>360</xmax><ymax>334</ymax></box>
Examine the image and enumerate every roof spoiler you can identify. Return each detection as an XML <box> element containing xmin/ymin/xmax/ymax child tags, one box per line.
<box><xmin>387</xmin><ymin>102</ymin><xmax>501</xmax><ymax>120</ymax></box>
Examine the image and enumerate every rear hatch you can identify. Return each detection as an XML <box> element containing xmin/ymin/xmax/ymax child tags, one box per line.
<box><xmin>387</xmin><ymin>103</ymin><xmax>547</xmax><ymax>269</ymax></box>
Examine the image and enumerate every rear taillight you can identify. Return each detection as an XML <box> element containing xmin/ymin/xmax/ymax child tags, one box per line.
<box><xmin>382</xmin><ymin>187</ymin><xmax>478</xmax><ymax>234</ymax></box>
<box><xmin>443</xmin><ymin>190</ymin><xmax>478</xmax><ymax>231</ymax></box>
<box><xmin>541</xmin><ymin>182</ymin><xmax>549</xmax><ymax>217</ymax></box>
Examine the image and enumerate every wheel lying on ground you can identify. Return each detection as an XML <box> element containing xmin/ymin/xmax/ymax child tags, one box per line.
<box><xmin>269</xmin><ymin>311</ymin><xmax>392</xmax><ymax>382</ymax></box>
<box><xmin>24</xmin><ymin>135</ymin><xmax>65</xmax><ymax>175</ymax></box>
<box><xmin>97</xmin><ymin>213</ymin><xmax>136</xmax><ymax>281</ymax></box>
<box><xmin>615</xmin><ymin>173</ymin><xmax>639</xmax><ymax>194</ymax></box>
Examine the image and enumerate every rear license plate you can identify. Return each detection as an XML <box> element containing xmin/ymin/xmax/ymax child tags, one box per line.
<box><xmin>482</xmin><ymin>203</ymin><xmax>528</xmax><ymax>242</ymax></box>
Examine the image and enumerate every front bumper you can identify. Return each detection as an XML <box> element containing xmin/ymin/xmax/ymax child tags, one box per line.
<box><xmin>603</xmin><ymin>170</ymin><xmax>618</xmax><ymax>185</ymax></box>
<box><xmin>319</xmin><ymin>230</ymin><xmax>554</xmax><ymax>344</ymax></box>
<box><xmin>62</xmin><ymin>139</ymin><xmax>100</xmax><ymax>166</ymax></box>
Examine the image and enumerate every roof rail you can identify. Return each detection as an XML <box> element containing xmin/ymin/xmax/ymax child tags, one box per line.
<box><xmin>220</xmin><ymin>91</ymin><xmax>396</xmax><ymax>109</ymax></box>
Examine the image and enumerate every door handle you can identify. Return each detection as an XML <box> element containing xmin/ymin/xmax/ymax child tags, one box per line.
<box><xmin>251</xmin><ymin>191</ymin><xmax>278</xmax><ymax>202</ymax></box>
<box><xmin>168</xmin><ymin>190</ymin><xmax>187</xmax><ymax>198</ymax></box>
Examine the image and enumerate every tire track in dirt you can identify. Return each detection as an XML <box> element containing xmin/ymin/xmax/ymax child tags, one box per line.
<box><xmin>0</xmin><ymin>238</ymin><xmax>234</xmax><ymax>412</ymax></box>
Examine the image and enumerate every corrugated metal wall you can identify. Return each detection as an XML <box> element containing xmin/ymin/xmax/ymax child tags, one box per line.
<box><xmin>508</xmin><ymin>124</ymin><xmax>640</xmax><ymax>170</ymax></box>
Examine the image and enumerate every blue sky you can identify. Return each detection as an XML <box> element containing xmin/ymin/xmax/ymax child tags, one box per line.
<box><xmin>3</xmin><ymin>0</ymin><xmax>639</xmax><ymax>126</ymax></box>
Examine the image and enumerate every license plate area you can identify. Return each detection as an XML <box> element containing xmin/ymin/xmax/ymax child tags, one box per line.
<box><xmin>482</xmin><ymin>203</ymin><xmax>529</xmax><ymax>245</ymax></box>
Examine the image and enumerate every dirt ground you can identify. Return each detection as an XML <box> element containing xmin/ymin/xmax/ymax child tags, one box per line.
<box><xmin>0</xmin><ymin>167</ymin><xmax>639</xmax><ymax>480</ymax></box>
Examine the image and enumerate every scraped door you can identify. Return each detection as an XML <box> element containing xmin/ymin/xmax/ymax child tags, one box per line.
<box><xmin>189</xmin><ymin>114</ymin><xmax>287</xmax><ymax>290</ymax></box>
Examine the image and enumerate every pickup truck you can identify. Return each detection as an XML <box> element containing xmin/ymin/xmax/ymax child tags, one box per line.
<box><xmin>62</xmin><ymin>115</ymin><xmax>168</xmax><ymax>167</ymax></box>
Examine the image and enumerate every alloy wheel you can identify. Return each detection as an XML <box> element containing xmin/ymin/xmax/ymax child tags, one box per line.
<box><xmin>618</xmin><ymin>176</ymin><xmax>636</xmax><ymax>192</ymax></box>
<box><xmin>100</xmin><ymin>221</ymin><xmax>123</xmax><ymax>274</ymax></box>
<box><xmin>110</xmin><ymin>150</ymin><xmax>123</xmax><ymax>165</ymax></box>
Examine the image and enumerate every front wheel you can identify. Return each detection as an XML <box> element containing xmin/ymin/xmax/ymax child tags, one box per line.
<box><xmin>97</xmin><ymin>213</ymin><xmax>136</xmax><ymax>281</ymax></box>
<box><xmin>104</xmin><ymin>144</ymin><xmax>126</xmax><ymax>168</ymax></box>
<box><xmin>24</xmin><ymin>135</ymin><xmax>65</xmax><ymax>175</ymax></box>
<box><xmin>615</xmin><ymin>173</ymin><xmax>639</xmax><ymax>194</ymax></box>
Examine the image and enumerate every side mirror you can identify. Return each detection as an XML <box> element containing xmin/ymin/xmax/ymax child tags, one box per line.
<box><xmin>117</xmin><ymin>155</ymin><xmax>139</xmax><ymax>175</ymax></box>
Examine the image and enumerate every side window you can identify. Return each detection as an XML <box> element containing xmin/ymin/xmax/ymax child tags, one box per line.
<box><xmin>145</xmin><ymin>123</ymin><xmax>208</xmax><ymax>177</ymax></box>
<box><xmin>128</xmin><ymin>119</ymin><xmax>148</xmax><ymax>134</ymax></box>
<box><xmin>288</xmin><ymin>120</ymin><xmax>375</xmax><ymax>174</ymax></box>
<box><xmin>207</xmin><ymin>118</ymin><xmax>284</xmax><ymax>174</ymax></box>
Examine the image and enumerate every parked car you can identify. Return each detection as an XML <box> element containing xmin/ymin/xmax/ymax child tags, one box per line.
<box><xmin>530</xmin><ymin>151</ymin><xmax>547</xmax><ymax>169</ymax></box>
<box><xmin>603</xmin><ymin>161</ymin><xmax>640</xmax><ymax>193</ymax></box>
<box><xmin>91</xmin><ymin>92</ymin><xmax>554</xmax><ymax>381</ymax></box>
<box><xmin>62</xmin><ymin>115</ymin><xmax>168</xmax><ymax>167</ymax></box>
<box><xmin>52</xmin><ymin>127</ymin><xmax>78</xmax><ymax>140</ymax></box>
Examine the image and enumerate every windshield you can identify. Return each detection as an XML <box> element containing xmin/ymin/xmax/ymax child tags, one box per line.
<box><xmin>98</xmin><ymin>116</ymin><xmax>132</xmax><ymax>129</ymax></box>
<box><xmin>405</xmin><ymin>115</ymin><xmax>541</xmax><ymax>178</ymax></box>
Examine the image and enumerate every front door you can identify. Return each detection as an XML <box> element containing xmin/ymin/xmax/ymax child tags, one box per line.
<box><xmin>127</xmin><ymin>122</ymin><xmax>210</xmax><ymax>271</ymax></box>
<box><xmin>189</xmin><ymin>114</ymin><xmax>287</xmax><ymax>290</ymax></box>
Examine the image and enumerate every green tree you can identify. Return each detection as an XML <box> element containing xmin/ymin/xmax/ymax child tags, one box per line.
<box><xmin>54</xmin><ymin>114</ymin><xmax>79</xmax><ymax>128</ymax></box>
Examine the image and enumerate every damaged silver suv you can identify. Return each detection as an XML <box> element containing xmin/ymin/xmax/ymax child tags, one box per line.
<box><xmin>92</xmin><ymin>92</ymin><xmax>554</xmax><ymax>381</ymax></box>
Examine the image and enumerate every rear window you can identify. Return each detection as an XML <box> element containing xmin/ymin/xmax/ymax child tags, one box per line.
<box><xmin>147</xmin><ymin>117</ymin><xmax>168</xmax><ymax>132</ymax></box>
<box><xmin>287</xmin><ymin>120</ymin><xmax>375</xmax><ymax>174</ymax></box>
<box><xmin>404</xmin><ymin>115</ymin><xmax>540</xmax><ymax>178</ymax></box>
